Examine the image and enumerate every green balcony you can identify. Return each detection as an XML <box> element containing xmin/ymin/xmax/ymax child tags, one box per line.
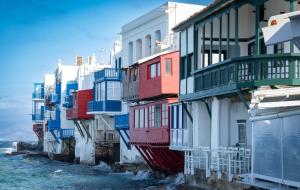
<box><xmin>182</xmin><ymin>54</ymin><xmax>300</xmax><ymax>100</ymax></box>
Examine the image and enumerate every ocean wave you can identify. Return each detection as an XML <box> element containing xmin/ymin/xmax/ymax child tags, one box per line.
<box><xmin>132</xmin><ymin>170</ymin><xmax>151</xmax><ymax>180</ymax></box>
<box><xmin>93</xmin><ymin>162</ymin><xmax>112</xmax><ymax>172</ymax></box>
<box><xmin>0</xmin><ymin>148</ymin><xmax>14</xmax><ymax>154</ymax></box>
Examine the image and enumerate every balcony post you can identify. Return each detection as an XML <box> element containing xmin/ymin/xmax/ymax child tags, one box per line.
<box><xmin>290</xmin><ymin>0</ymin><xmax>295</xmax><ymax>53</ymax></box>
<box><xmin>218</xmin><ymin>15</ymin><xmax>222</xmax><ymax>62</ymax></box>
<box><xmin>202</xmin><ymin>25</ymin><xmax>206</xmax><ymax>68</ymax></box>
<box><xmin>210</xmin><ymin>21</ymin><xmax>213</xmax><ymax>65</ymax></box>
<box><xmin>234</xmin><ymin>6</ymin><xmax>239</xmax><ymax>57</ymax></box>
<box><xmin>226</xmin><ymin>11</ymin><xmax>230</xmax><ymax>59</ymax></box>
<box><xmin>255</xmin><ymin>5</ymin><xmax>260</xmax><ymax>55</ymax></box>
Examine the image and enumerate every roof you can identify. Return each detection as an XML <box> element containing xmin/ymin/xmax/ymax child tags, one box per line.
<box><xmin>173</xmin><ymin>0</ymin><xmax>235</xmax><ymax>31</ymax></box>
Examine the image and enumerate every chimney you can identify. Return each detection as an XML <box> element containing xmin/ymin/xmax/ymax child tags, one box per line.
<box><xmin>75</xmin><ymin>56</ymin><xmax>83</xmax><ymax>66</ymax></box>
<box><xmin>88</xmin><ymin>54</ymin><xmax>96</xmax><ymax>65</ymax></box>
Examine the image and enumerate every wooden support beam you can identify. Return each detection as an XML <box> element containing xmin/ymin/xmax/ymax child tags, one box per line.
<box><xmin>226</xmin><ymin>12</ymin><xmax>230</xmax><ymax>59</ymax></box>
<box><xmin>234</xmin><ymin>7</ymin><xmax>239</xmax><ymax>57</ymax></box>
<box><xmin>219</xmin><ymin>16</ymin><xmax>222</xmax><ymax>62</ymax></box>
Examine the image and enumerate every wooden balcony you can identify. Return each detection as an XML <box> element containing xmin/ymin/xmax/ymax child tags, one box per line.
<box><xmin>94</xmin><ymin>68</ymin><xmax>121</xmax><ymax>82</ymax></box>
<box><xmin>66</xmin><ymin>90</ymin><xmax>93</xmax><ymax>120</ymax></box>
<box><xmin>182</xmin><ymin>53</ymin><xmax>300</xmax><ymax>100</ymax></box>
<box><xmin>122</xmin><ymin>80</ymin><xmax>139</xmax><ymax>101</ymax></box>
<box><xmin>130</xmin><ymin>98</ymin><xmax>177</xmax><ymax>145</ymax></box>
<box><xmin>139</xmin><ymin>51</ymin><xmax>179</xmax><ymax>100</ymax></box>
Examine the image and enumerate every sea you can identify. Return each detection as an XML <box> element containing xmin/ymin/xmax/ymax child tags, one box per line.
<box><xmin>0</xmin><ymin>141</ymin><xmax>183</xmax><ymax>190</ymax></box>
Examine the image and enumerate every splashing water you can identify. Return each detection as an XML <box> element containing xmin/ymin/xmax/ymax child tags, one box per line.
<box><xmin>0</xmin><ymin>141</ymin><xmax>180</xmax><ymax>190</ymax></box>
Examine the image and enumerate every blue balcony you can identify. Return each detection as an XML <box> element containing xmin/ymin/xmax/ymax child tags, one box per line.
<box><xmin>48</xmin><ymin>119</ymin><xmax>60</xmax><ymax>131</ymax></box>
<box><xmin>63</xmin><ymin>95</ymin><xmax>73</xmax><ymax>108</ymax></box>
<box><xmin>60</xmin><ymin>129</ymin><xmax>74</xmax><ymax>140</ymax></box>
<box><xmin>50</xmin><ymin>94</ymin><xmax>60</xmax><ymax>104</ymax></box>
<box><xmin>115</xmin><ymin>114</ymin><xmax>129</xmax><ymax>130</ymax></box>
<box><xmin>32</xmin><ymin>83</ymin><xmax>44</xmax><ymax>100</ymax></box>
<box><xmin>94</xmin><ymin>68</ymin><xmax>121</xmax><ymax>82</ymax></box>
<box><xmin>32</xmin><ymin>113</ymin><xmax>45</xmax><ymax>121</ymax></box>
<box><xmin>88</xmin><ymin>100</ymin><xmax>121</xmax><ymax>113</ymax></box>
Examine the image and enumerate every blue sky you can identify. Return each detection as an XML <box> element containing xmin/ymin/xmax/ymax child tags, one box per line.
<box><xmin>0</xmin><ymin>0</ymin><xmax>212</xmax><ymax>141</ymax></box>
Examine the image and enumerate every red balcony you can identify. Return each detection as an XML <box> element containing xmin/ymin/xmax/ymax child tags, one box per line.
<box><xmin>66</xmin><ymin>89</ymin><xmax>94</xmax><ymax>120</ymax></box>
<box><xmin>139</xmin><ymin>51</ymin><xmax>179</xmax><ymax>100</ymax></box>
<box><xmin>130</xmin><ymin>98</ymin><xmax>177</xmax><ymax>145</ymax></box>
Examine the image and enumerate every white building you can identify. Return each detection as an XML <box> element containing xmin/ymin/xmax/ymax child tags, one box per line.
<box><xmin>171</xmin><ymin>0</ymin><xmax>300</xmax><ymax>188</ymax></box>
<box><xmin>121</xmin><ymin>1</ymin><xmax>205</xmax><ymax>68</ymax></box>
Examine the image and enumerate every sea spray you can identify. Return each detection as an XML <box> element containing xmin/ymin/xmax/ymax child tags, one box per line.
<box><xmin>93</xmin><ymin>161</ymin><xmax>112</xmax><ymax>172</ymax></box>
<box><xmin>132</xmin><ymin>170</ymin><xmax>152</xmax><ymax>180</ymax></box>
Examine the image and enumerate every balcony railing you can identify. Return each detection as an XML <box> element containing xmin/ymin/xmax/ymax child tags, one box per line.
<box><xmin>95</xmin><ymin>68</ymin><xmax>121</xmax><ymax>82</ymax></box>
<box><xmin>32</xmin><ymin>113</ymin><xmax>44</xmax><ymax>121</ymax></box>
<box><xmin>115</xmin><ymin>114</ymin><xmax>129</xmax><ymax>130</ymax></box>
<box><xmin>60</xmin><ymin>129</ymin><xmax>74</xmax><ymax>139</ymax></box>
<box><xmin>170</xmin><ymin>128</ymin><xmax>190</xmax><ymax>149</ymax></box>
<box><xmin>48</xmin><ymin>119</ymin><xmax>60</xmax><ymax>131</ymax></box>
<box><xmin>193</xmin><ymin>53</ymin><xmax>300</xmax><ymax>98</ymax></box>
<box><xmin>87</xmin><ymin>100</ymin><xmax>121</xmax><ymax>113</ymax></box>
<box><xmin>32</xmin><ymin>83</ymin><xmax>45</xmax><ymax>100</ymax></box>
<box><xmin>185</xmin><ymin>147</ymin><xmax>251</xmax><ymax>181</ymax></box>
<box><xmin>121</xmin><ymin>80</ymin><xmax>139</xmax><ymax>101</ymax></box>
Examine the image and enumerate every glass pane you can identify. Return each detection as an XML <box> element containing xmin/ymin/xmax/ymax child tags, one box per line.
<box><xmin>253</xmin><ymin>119</ymin><xmax>282</xmax><ymax>179</ymax></box>
<box><xmin>165</xmin><ymin>59</ymin><xmax>172</xmax><ymax>75</ymax></box>
<box><xmin>283</xmin><ymin>115</ymin><xmax>300</xmax><ymax>183</ymax></box>
<box><xmin>150</xmin><ymin>64</ymin><xmax>156</xmax><ymax>78</ymax></box>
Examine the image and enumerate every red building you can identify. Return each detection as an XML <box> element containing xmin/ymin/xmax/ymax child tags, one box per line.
<box><xmin>129</xmin><ymin>51</ymin><xmax>183</xmax><ymax>174</ymax></box>
<box><xmin>66</xmin><ymin>89</ymin><xmax>94</xmax><ymax>120</ymax></box>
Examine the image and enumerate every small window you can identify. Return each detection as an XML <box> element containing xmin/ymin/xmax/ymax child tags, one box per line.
<box><xmin>237</xmin><ymin>120</ymin><xmax>247</xmax><ymax>145</ymax></box>
<box><xmin>157</xmin><ymin>62</ymin><xmax>160</xmax><ymax>77</ymax></box>
<box><xmin>180</xmin><ymin>57</ymin><xmax>186</xmax><ymax>80</ymax></box>
<box><xmin>145</xmin><ymin>108</ymin><xmax>148</xmax><ymax>128</ymax></box>
<box><xmin>150</xmin><ymin>64</ymin><xmax>156</xmax><ymax>78</ymax></box>
<box><xmin>187</xmin><ymin>54</ymin><xmax>194</xmax><ymax>77</ymax></box>
<box><xmin>134</xmin><ymin>109</ymin><xmax>139</xmax><ymax>128</ymax></box>
<box><xmin>139</xmin><ymin>109</ymin><xmax>144</xmax><ymax>128</ymax></box>
<box><xmin>162</xmin><ymin>104</ymin><xmax>168</xmax><ymax>126</ymax></box>
<box><xmin>274</xmin><ymin>42</ymin><xmax>284</xmax><ymax>54</ymax></box>
<box><xmin>165</xmin><ymin>59</ymin><xmax>172</xmax><ymax>75</ymax></box>
<box><xmin>155</xmin><ymin>105</ymin><xmax>161</xmax><ymax>128</ymax></box>
<box><xmin>107</xmin><ymin>81</ymin><xmax>120</xmax><ymax>100</ymax></box>
<box><xmin>149</xmin><ymin>106</ymin><xmax>155</xmax><ymax>128</ymax></box>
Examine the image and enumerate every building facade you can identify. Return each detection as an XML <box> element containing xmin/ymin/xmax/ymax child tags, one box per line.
<box><xmin>172</xmin><ymin>0</ymin><xmax>300</xmax><ymax>187</ymax></box>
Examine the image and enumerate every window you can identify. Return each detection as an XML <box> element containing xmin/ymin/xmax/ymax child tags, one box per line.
<box><xmin>145</xmin><ymin>35</ymin><xmax>151</xmax><ymax>56</ymax></box>
<box><xmin>180</xmin><ymin>57</ymin><xmax>186</xmax><ymax>79</ymax></box>
<box><xmin>162</xmin><ymin>104</ymin><xmax>168</xmax><ymax>127</ymax></box>
<box><xmin>107</xmin><ymin>81</ymin><xmax>120</xmax><ymax>100</ymax></box>
<box><xmin>145</xmin><ymin>108</ymin><xmax>148</xmax><ymax>128</ymax></box>
<box><xmin>259</xmin><ymin>4</ymin><xmax>265</xmax><ymax>22</ymax></box>
<box><xmin>148</xmin><ymin>63</ymin><xmax>160</xmax><ymax>79</ymax></box>
<box><xmin>149</xmin><ymin>106</ymin><xmax>155</xmax><ymax>128</ymax></box>
<box><xmin>128</xmin><ymin>42</ymin><xmax>133</xmax><ymax>65</ymax></box>
<box><xmin>135</xmin><ymin>109</ymin><xmax>139</xmax><ymax>128</ymax></box>
<box><xmin>187</xmin><ymin>54</ymin><xmax>194</xmax><ymax>77</ymax></box>
<box><xmin>274</xmin><ymin>42</ymin><xmax>284</xmax><ymax>54</ymax></box>
<box><xmin>165</xmin><ymin>59</ymin><xmax>172</xmax><ymax>75</ymax></box>
<box><xmin>237</xmin><ymin>120</ymin><xmax>247</xmax><ymax>145</ymax></box>
<box><xmin>136</xmin><ymin>39</ymin><xmax>142</xmax><ymax>60</ymax></box>
<box><xmin>96</xmin><ymin>82</ymin><xmax>105</xmax><ymax>101</ymax></box>
<box><xmin>155</xmin><ymin>105</ymin><xmax>161</xmax><ymax>128</ymax></box>
<box><xmin>139</xmin><ymin>109</ymin><xmax>144</xmax><ymax>128</ymax></box>
<box><xmin>150</xmin><ymin>64</ymin><xmax>156</xmax><ymax>78</ymax></box>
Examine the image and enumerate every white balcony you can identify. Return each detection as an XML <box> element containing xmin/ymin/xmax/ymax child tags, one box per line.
<box><xmin>185</xmin><ymin>146</ymin><xmax>251</xmax><ymax>181</ymax></box>
<box><xmin>170</xmin><ymin>128</ymin><xmax>191</xmax><ymax>150</ymax></box>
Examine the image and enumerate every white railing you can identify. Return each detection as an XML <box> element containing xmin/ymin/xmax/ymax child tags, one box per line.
<box><xmin>184</xmin><ymin>146</ymin><xmax>251</xmax><ymax>181</ymax></box>
<box><xmin>170</xmin><ymin>128</ymin><xmax>190</xmax><ymax>149</ymax></box>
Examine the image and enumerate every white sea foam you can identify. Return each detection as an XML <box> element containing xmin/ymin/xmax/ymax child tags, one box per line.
<box><xmin>0</xmin><ymin>148</ymin><xmax>14</xmax><ymax>154</ymax></box>
<box><xmin>132</xmin><ymin>170</ymin><xmax>151</xmax><ymax>180</ymax></box>
<box><xmin>53</xmin><ymin>169</ymin><xmax>63</xmax><ymax>177</ymax></box>
<box><xmin>93</xmin><ymin>161</ymin><xmax>112</xmax><ymax>172</ymax></box>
